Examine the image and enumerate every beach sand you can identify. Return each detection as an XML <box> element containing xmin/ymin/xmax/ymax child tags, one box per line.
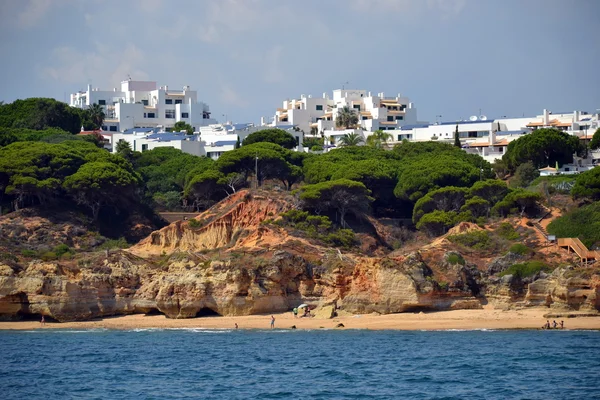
<box><xmin>2</xmin><ymin>308</ymin><xmax>600</xmax><ymax>331</ymax></box>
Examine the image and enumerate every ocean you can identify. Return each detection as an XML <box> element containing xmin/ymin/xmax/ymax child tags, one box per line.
<box><xmin>1</xmin><ymin>329</ymin><xmax>599</xmax><ymax>399</ymax></box>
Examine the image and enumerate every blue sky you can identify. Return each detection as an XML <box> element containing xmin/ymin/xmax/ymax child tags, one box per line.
<box><xmin>1</xmin><ymin>0</ymin><xmax>599</xmax><ymax>124</ymax></box>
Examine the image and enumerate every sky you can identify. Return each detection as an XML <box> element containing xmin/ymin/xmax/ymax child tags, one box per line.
<box><xmin>0</xmin><ymin>0</ymin><xmax>599</xmax><ymax>124</ymax></box>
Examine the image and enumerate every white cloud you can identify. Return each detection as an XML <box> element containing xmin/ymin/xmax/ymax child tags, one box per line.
<box><xmin>351</xmin><ymin>0</ymin><xmax>467</xmax><ymax>16</ymax></box>
<box><xmin>18</xmin><ymin>0</ymin><xmax>52</xmax><ymax>27</ymax></box>
<box><xmin>220</xmin><ymin>85</ymin><xmax>249</xmax><ymax>108</ymax></box>
<box><xmin>263</xmin><ymin>46</ymin><xmax>284</xmax><ymax>84</ymax></box>
<box><xmin>40</xmin><ymin>43</ymin><xmax>149</xmax><ymax>87</ymax></box>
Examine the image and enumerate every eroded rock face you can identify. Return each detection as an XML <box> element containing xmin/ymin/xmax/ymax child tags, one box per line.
<box><xmin>525</xmin><ymin>268</ymin><xmax>600</xmax><ymax>311</ymax></box>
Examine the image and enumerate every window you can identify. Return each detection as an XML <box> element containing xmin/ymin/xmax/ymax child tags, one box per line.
<box><xmin>316</xmin><ymin>105</ymin><xmax>323</xmax><ymax>111</ymax></box>
<box><xmin>147</xmin><ymin>113</ymin><xmax>155</xmax><ymax>118</ymax></box>
<box><xmin>281</xmin><ymin>117</ymin><xmax>288</xmax><ymax>122</ymax></box>
<box><xmin>142</xmin><ymin>100</ymin><xmax>148</xmax><ymax>106</ymax></box>
<box><xmin>175</xmin><ymin>99</ymin><xmax>182</xmax><ymax>104</ymax></box>
<box><xmin>141</xmin><ymin>144</ymin><xmax>148</xmax><ymax>152</ymax></box>
<box><xmin>353</xmin><ymin>104</ymin><xmax>361</xmax><ymax>111</ymax></box>
<box><xmin>101</xmin><ymin>125</ymin><xmax>107</xmax><ymax>131</ymax></box>
<box><xmin>400</xmin><ymin>104</ymin><xmax>407</xmax><ymax>111</ymax></box>
<box><xmin>181</xmin><ymin>112</ymin><xmax>189</xmax><ymax>118</ymax></box>
<box><xmin>468</xmin><ymin>131</ymin><xmax>478</xmax><ymax>138</ymax></box>
<box><xmin>165</xmin><ymin>110</ymin><xmax>175</xmax><ymax>119</ymax></box>
<box><xmin>143</xmin><ymin>113</ymin><xmax>147</xmax><ymax>118</ymax></box>
<box><xmin>387</xmin><ymin>116</ymin><xmax>394</xmax><ymax>122</ymax></box>
<box><xmin>396</xmin><ymin>116</ymin><xmax>404</xmax><ymax>120</ymax></box>
<box><xmin>98</xmin><ymin>99</ymin><xmax>106</xmax><ymax>105</ymax></box>
<box><xmin>165</xmin><ymin>99</ymin><xmax>173</xmax><ymax>104</ymax></box>
<box><xmin>110</xmin><ymin>126</ymin><xmax>117</xmax><ymax>132</ymax></box>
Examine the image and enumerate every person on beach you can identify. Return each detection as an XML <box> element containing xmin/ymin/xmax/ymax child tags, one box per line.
<box><xmin>553</xmin><ymin>320</ymin><xmax>558</xmax><ymax>329</ymax></box>
<box><xmin>40</xmin><ymin>315</ymin><xmax>45</xmax><ymax>326</ymax></box>
<box><xmin>560</xmin><ymin>320</ymin><xmax>564</xmax><ymax>329</ymax></box>
<box><xmin>270</xmin><ymin>315</ymin><xmax>275</xmax><ymax>329</ymax></box>
<box><xmin>293</xmin><ymin>308</ymin><xmax>298</xmax><ymax>318</ymax></box>
<box><xmin>235</xmin><ymin>323</ymin><xmax>238</xmax><ymax>329</ymax></box>
<box><xmin>545</xmin><ymin>320</ymin><xmax>551</xmax><ymax>329</ymax></box>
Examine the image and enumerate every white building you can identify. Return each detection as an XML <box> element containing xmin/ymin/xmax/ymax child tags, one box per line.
<box><xmin>387</xmin><ymin>109</ymin><xmax>600</xmax><ymax>164</ymax></box>
<box><xmin>262</xmin><ymin>89</ymin><xmax>423</xmax><ymax>135</ymax></box>
<box><xmin>70</xmin><ymin>79</ymin><xmax>218</xmax><ymax>132</ymax></box>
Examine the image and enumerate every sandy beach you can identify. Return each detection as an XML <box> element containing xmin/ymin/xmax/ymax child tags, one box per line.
<box><xmin>2</xmin><ymin>308</ymin><xmax>600</xmax><ymax>331</ymax></box>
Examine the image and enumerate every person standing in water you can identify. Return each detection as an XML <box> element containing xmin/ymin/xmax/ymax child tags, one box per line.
<box><xmin>235</xmin><ymin>323</ymin><xmax>238</xmax><ymax>330</ymax></box>
<box><xmin>270</xmin><ymin>315</ymin><xmax>275</xmax><ymax>329</ymax></box>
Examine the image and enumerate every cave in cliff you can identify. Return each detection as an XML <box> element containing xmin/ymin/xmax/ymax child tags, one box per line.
<box><xmin>195</xmin><ymin>307</ymin><xmax>221</xmax><ymax>317</ymax></box>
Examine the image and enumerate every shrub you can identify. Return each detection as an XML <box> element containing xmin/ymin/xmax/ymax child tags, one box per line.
<box><xmin>508</xmin><ymin>243</ymin><xmax>530</xmax><ymax>255</ymax></box>
<box><xmin>188</xmin><ymin>219</ymin><xmax>203</xmax><ymax>229</ymax></box>
<box><xmin>496</xmin><ymin>222</ymin><xmax>519</xmax><ymax>240</ymax></box>
<box><xmin>447</xmin><ymin>253</ymin><xmax>465</xmax><ymax>265</ymax></box>
<box><xmin>324</xmin><ymin>229</ymin><xmax>357</xmax><ymax>248</ymax></box>
<box><xmin>20</xmin><ymin>249</ymin><xmax>37</xmax><ymax>257</ymax></box>
<box><xmin>547</xmin><ymin>202</ymin><xmax>600</xmax><ymax>249</ymax></box>
<box><xmin>99</xmin><ymin>237</ymin><xmax>130</xmax><ymax>250</ymax></box>
<box><xmin>499</xmin><ymin>261</ymin><xmax>549</xmax><ymax>278</ymax></box>
<box><xmin>448</xmin><ymin>230</ymin><xmax>492</xmax><ymax>250</ymax></box>
<box><xmin>40</xmin><ymin>251</ymin><xmax>58</xmax><ymax>261</ymax></box>
<box><xmin>53</xmin><ymin>244</ymin><xmax>72</xmax><ymax>258</ymax></box>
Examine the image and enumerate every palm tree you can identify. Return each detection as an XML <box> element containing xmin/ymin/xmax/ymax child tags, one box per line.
<box><xmin>339</xmin><ymin>132</ymin><xmax>364</xmax><ymax>147</ymax></box>
<box><xmin>366</xmin><ymin>129</ymin><xmax>392</xmax><ymax>149</ymax></box>
<box><xmin>336</xmin><ymin>106</ymin><xmax>359</xmax><ymax>129</ymax></box>
<box><xmin>87</xmin><ymin>103</ymin><xmax>105</xmax><ymax>129</ymax></box>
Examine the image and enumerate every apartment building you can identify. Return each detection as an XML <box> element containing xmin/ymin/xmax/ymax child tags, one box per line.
<box><xmin>69</xmin><ymin>79</ymin><xmax>217</xmax><ymax>132</ymax></box>
<box><xmin>261</xmin><ymin>89</ymin><xmax>423</xmax><ymax>134</ymax></box>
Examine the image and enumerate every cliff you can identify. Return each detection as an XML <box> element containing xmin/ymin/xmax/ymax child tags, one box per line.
<box><xmin>1</xmin><ymin>190</ymin><xmax>598</xmax><ymax>322</ymax></box>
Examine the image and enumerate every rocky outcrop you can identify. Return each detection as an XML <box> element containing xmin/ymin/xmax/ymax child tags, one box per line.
<box><xmin>1</xmin><ymin>190</ymin><xmax>598</xmax><ymax>322</ymax></box>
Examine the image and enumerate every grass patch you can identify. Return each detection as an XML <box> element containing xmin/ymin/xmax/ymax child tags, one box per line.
<box><xmin>499</xmin><ymin>261</ymin><xmax>550</xmax><ymax>278</ymax></box>
<box><xmin>547</xmin><ymin>202</ymin><xmax>600</xmax><ymax>249</ymax></box>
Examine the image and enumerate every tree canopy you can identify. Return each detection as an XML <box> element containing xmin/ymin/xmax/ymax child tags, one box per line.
<box><xmin>0</xmin><ymin>98</ymin><xmax>83</xmax><ymax>134</ymax></box>
<box><xmin>242</xmin><ymin>128</ymin><xmax>297</xmax><ymax>149</ymax></box>
<box><xmin>571</xmin><ymin>167</ymin><xmax>600</xmax><ymax>201</ymax></box>
<box><xmin>502</xmin><ymin>128</ymin><xmax>582</xmax><ymax>171</ymax></box>
<box><xmin>173</xmin><ymin>121</ymin><xmax>193</xmax><ymax>135</ymax></box>
<box><xmin>590</xmin><ymin>128</ymin><xmax>600</xmax><ymax>150</ymax></box>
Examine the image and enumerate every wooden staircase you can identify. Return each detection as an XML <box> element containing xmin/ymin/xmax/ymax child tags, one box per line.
<box><xmin>557</xmin><ymin>238</ymin><xmax>600</xmax><ymax>263</ymax></box>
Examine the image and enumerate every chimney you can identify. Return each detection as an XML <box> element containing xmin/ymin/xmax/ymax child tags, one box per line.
<box><xmin>543</xmin><ymin>109</ymin><xmax>549</xmax><ymax>125</ymax></box>
<box><xmin>489</xmin><ymin>129</ymin><xmax>495</xmax><ymax>146</ymax></box>
<box><xmin>87</xmin><ymin>84</ymin><xmax>92</xmax><ymax>92</ymax></box>
<box><xmin>574</xmin><ymin>110</ymin><xmax>580</xmax><ymax>122</ymax></box>
<box><xmin>323</xmin><ymin>92</ymin><xmax>327</xmax><ymax>99</ymax></box>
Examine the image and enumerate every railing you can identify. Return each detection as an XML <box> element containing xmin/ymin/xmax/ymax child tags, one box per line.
<box><xmin>557</xmin><ymin>238</ymin><xmax>599</xmax><ymax>261</ymax></box>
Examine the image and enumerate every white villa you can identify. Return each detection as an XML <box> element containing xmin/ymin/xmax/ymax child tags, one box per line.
<box><xmin>69</xmin><ymin>79</ymin><xmax>218</xmax><ymax>132</ymax></box>
<box><xmin>261</xmin><ymin>89</ymin><xmax>425</xmax><ymax>135</ymax></box>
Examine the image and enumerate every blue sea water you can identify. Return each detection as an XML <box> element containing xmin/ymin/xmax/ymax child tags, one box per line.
<box><xmin>1</xmin><ymin>328</ymin><xmax>599</xmax><ymax>399</ymax></box>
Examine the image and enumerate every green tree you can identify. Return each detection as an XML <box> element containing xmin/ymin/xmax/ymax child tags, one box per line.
<box><xmin>412</xmin><ymin>187</ymin><xmax>468</xmax><ymax>224</ymax></box>
<box><xmin>0</xmin><ymin>98</ymin><xmax>83</xmax><ymax>134</ymax></box>
<box><xmin>503</xmin><ymin>128</ymin><xmax>582</xmax><ymax>171</ymax></box>
<box><xmin>416</xmin><ymin>210</ymin><xmax>457</xmax><ymax>237</ymax></box>
<box><xmin>469</xmin><ymin>179</ymin><xmax>509</xmax><ymax>204</ymax></box>
<box><xmin>0</xmin><ymin>142</ymin><xmax>86</xmax><ymax>209</ymax></box>
<box><xmin>394</xmin><ymin>155</ymin><xmax>480</xmax><ymax>202</ymax></box>
<box><xmin>173</xmin><ymin>121</ymin><xmax>194</xmax><ymax>135</ymax></box>
<box><xmin>366</xmin><ymin>129</ymin><xmax>392</xmax><ymax>149</ymax></box>
<box><xmin>115</xmin><ymin>139</ymin><xmax>133</xmax><ymax>160</ymax></box>
<box><xmin>63</xmin><ymin>161</ymin><xmax>140</xmax><ymax>220</ymax></box>
<box><xmin>87</xmin><ymin>103</ymin><xmax>105</xmax><ymax>129</ymax></box>
<box><xmin>184</xmin><ymin>169</ymin><xmax>226</xmax><ymax>210</ymax></box>
<box><xmin>335</xmin><ymin>106</ymin><xmax>359</xmax><ymax>129</ymax></box>
<box><xmin>511</xmin><ymin>161</ymin><xmax>539</xmax><ymax>188</ymax></box>
<box><xmin>460</xmin><ymin>197</ymin><xmax>490</xmax><ymax>218</ymax></box>
<box><xmin>299</xmin><ymin>179</ymin><xmax>373</xmax><ymax>228</ymax></box>
<box><xmin>589</xmin><ymin>128</ymin><xmax>600</xmax><ymax>150</ymax></box>
<box><xmin>454</xmin><ymin>124</ymin><xmax>461</xmax><ymax>148</ymax></box>
<box><xmin>338</xmin><ymin>132</ymin><xmax>364</xmax><ymax>147</ymax></box>
<box><xmin>571</xmin><ymin>167</ymin><xmax>600</xmax><ymax>200</ymax></box>
<box><xmin>242</xmin><ymin>128</ymin><xmax>297</xmax><ymax>149</ymax></box>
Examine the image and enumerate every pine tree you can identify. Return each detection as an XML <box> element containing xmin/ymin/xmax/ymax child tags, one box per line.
<box><xmin>454</xmin><ymin>124</ymin><xmax>461</xmax><ymax>148</ymax></box>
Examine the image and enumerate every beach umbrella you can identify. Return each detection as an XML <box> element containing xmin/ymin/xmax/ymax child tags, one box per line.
<box><xmin>297</xmin><ymin>304</ymin><xmax>309</xmax><ymax>308</ymax></box>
